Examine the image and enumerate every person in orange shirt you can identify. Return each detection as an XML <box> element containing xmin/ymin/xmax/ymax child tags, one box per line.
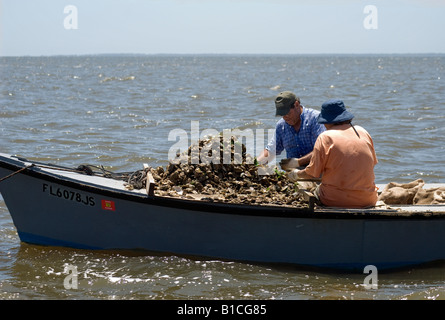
<box><xmin>287</xmin><ymin>99</ymin><xmax>378</xmax><ymax>208</ymax></box>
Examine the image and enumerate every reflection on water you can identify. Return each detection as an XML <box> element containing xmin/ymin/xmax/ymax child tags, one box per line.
<box><xmin>2</xmin><ymin>242</ymin><xmax>445</xmax><ymax>300</ymax></box>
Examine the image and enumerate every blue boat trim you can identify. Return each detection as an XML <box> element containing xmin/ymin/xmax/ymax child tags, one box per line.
<box><xmin>18</xmin><ymin>231</ymin><xmax>103</xmax><ymax>250</ymax></box>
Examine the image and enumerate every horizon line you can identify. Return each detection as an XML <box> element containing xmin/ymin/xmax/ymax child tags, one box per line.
<box><xmin>1</xmin><ymin>52</ymin><xmax>445</xmax><ymax>58</ymax></box>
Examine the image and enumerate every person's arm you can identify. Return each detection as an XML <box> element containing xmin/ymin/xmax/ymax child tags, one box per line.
<box><xmin>279</xmin><ymin>151</ymin><xmax>313</xmax><ymax>170</ymax></box>
<box><xmin>257</xmin><ymin>127</ymin><xmax>280</xmax><ymax>165</ymax></box>
<box><xmin>297</xmin><ymin>168</ymin><xmax>317</xmax><ymax>180</ymax></box>
<box><xmin>297</xmin><ymin>151</ymin><xmax>313</xmax><ymax>167</ymax></box>
<box><xmin>286</xmin><ymin>168</ymin><xmax>319</xmax><ymax>182</ymax></box>
<box><xmin>257</xmin><ymin>149</ymin><xmax>275</xmax><ymax>165</ymax></box>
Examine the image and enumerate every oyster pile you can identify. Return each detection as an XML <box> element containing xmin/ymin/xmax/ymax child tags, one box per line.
<box><xmin>147</xmin><ymin>135</ymin><xmax>310</xmax><ymax>208</ymax></box>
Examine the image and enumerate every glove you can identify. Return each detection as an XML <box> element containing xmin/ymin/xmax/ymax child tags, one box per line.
<box><xmin>286</xmin><ymin>169</ymin><xmax>301</xmax><ymax>182</ymax></box>
<box><xmin>280</xmin><ymin>158</ymin><xmax>300</xmax><ymax>171</ymax></box>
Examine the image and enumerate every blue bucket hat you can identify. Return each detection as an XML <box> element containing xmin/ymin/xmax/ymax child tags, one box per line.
<box><xmin>318</xmin><ymin>99</ymin><xmax>354</xmax><ymax>124</ymax></box>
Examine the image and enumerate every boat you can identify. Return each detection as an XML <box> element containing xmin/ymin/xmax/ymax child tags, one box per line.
<box><xmin>1</xmin><ymin>152</ymin><xmax>445</xmax><ymax>272</ymax></box>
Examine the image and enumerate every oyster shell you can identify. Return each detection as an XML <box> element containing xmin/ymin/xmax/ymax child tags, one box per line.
<box><xmin>146</xmin><ymin>134</ymin><xmax>311</xmax><ymax>208</ymax></box>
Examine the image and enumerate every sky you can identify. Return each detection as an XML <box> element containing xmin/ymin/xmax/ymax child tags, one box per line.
<box><xmin>1</xmin><ymin>0</ymin><xmax>445</xmax><ymax>56</ymax></box>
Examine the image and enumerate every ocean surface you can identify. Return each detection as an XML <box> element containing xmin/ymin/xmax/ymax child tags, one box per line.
<box><xmin>0</xmin><ymin>54</ymin><xmax>444</xmax><ymax>300</ymax></box>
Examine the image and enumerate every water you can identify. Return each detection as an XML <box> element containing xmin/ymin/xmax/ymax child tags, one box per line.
<box><xmin>1</xmin><ymin>54</ymin><xmax>445</xmax><ymax>300</ymax></box>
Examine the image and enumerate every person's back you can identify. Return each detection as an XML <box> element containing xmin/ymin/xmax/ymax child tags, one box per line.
<box><xmin>305</xmin><ymin>123</ymin><xmax>378</xmax><ymax>208</ymax></box>
<box><xmin>287</xmin><ymin>99</ymin><xmax>379</xmax><ymax>208</ymax></box>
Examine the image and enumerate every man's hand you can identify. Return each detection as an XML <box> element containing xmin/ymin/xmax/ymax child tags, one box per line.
<box><xmin>280</xmin><ymin>158</ymin><xmax>300</xmax><ymax>171</ymax></box>
<box><xmin>286</xmin><ymin>169</ymin><xmax>301</xmax><ymax>182</ymax></box>
<box><xmin>287</xmin><ymin>169</ymin><xmax>321</xmax><ymax>182</ymax></box>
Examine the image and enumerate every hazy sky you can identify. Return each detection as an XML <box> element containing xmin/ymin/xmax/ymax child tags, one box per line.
<box><xmin>1</xmin><ymin>0</ymin><xmax>445</xmax><ymax>56</ymax></box>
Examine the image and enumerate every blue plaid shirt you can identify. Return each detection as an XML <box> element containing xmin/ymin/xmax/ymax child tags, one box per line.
<box><xmin>266</xmin><ymin>107</ymin><xmax>326</xmax><ymax>158</ymax></box>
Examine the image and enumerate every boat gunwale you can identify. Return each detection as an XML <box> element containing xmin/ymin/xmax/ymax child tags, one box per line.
<box><xmin>1</xmin><ymin>155</ymin><xmax>445</xmax><ymax>220</ymax></box>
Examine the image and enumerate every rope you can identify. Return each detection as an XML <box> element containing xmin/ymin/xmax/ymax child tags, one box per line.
<box><xmin>124</xmin><ymin>169</ymin><xmax>148</xmax><ymax>189</ymax></box>
<box><xmin>70</xmin><ymin>164</ymin><xmax>149</xmax><ymax>190</ymax></box>
<box><xmin>0</xmin><ymin>164</ymin><xmax>35</xmax><ymax>183</ymax></box>
<box><xmin>0</xmin><ymin>161</ymin><xmax>149</xmax><ymax>190</ymax></box>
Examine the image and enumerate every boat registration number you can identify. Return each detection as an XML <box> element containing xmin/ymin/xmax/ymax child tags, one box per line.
<box><xmin>42</xmin><ymin>183</ymin><xmax>96</xmax><ymax>206</ymax></box>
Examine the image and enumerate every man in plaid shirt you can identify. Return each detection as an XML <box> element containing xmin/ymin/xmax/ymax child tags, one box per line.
<box><xmin>257</xmin><ymin>91</ymin><xmax>325</xmax><ymax>169</ymax></box>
